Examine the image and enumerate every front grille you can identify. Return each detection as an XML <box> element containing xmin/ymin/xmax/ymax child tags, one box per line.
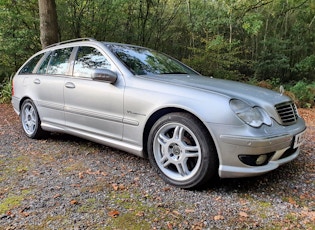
<box><xmin>275</xmin><ymin>102</ymin><xmax>298</xmax><ymax>125</ymax></box>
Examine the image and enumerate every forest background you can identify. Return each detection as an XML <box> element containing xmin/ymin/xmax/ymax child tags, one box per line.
<box><xmin>0</xmin><ymin>0</ymin><xmax>314</xmax><ymax>107</ymax></box>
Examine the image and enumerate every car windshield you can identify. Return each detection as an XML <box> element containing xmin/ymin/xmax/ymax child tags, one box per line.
<box><xmin>105</xmin><ymin>43</ymin><xmax>199</xmax><ymax>76</ymax></box>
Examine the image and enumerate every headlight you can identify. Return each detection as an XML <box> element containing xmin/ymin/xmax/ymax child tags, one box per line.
<box><xmin>230</xmin><ymin>99</ymin><xmax>272</xmax><ymax>127</ymax></box>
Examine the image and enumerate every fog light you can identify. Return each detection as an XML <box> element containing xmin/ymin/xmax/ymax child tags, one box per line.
<box><xmin>239</xmin><ymin>152</ymin><xmax>274</xmax><ymax>166</ymax></box>
<box><xmin>256</xmin><ymin>155</ymin><xmax>268</xmax><ymax>165</ymax></box>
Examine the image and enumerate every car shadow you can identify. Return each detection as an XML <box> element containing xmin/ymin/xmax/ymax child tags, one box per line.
<box><xmin>209</xmin><ymin>160</ymin><xmax>303</xmax><ymax>194</ymax></box>
<box><xmin>44</xmin><ymin>132</ymin><xmax>305</xmax><ymax>193</ymax></box>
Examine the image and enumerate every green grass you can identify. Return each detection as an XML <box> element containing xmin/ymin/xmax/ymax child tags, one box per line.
<box><xmin>0</xmin><ymin>190</ymin><xmax>30</xmax><ymax>215</ymax></box>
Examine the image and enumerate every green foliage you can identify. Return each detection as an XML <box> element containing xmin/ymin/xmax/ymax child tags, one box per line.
<box><xmin>294</xmin><ymin>55</ymin><xmax>315</xmax><ymax>81</ymax></box>
<box><xmin>255</xmin><ymin>38</ymin><xmax>293</xmax><ymax>82</ymax></box>
<box><xmin>242</xmin><ymin>13</ymin><xmax>263</xmax><ymax>36</ymax></box>
<box><xmin>0</xmin><ymin>0</ymin><xmax>314</xmax><ymax>91</ymax></box>
<box><xmin>289</xmin><ymin>81</ymin><xmax>315</xmax><ymax>108</ymax></box>
<box><xmin>0</xmin><ymin>0</ymin><xmax>41</xmax><ymax>79</ymax></box>
<box><xmin>245</xmin><ymin>78</ymin><xmax>314</xmax><ymax>108</ymax></box>
<box><xmin>183</xmin><ymin>36</ymin><xmax>245</xmax><ymax>80</ymax></box>
<box><xmin>0</xmin><ymin>75</ymin><xmax>12</xmax><ymax>104</ymax></box>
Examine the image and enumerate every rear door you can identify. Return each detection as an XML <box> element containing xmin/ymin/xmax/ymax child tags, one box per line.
<box><xmin>64</xmin><ymin>46</ymin><xmax>124</xmax><ymax>140</ymax></box>
<box><xmin>25</xmin><ymin>48</ymin><xmax>73</xmax><ymax>127</ymax></box>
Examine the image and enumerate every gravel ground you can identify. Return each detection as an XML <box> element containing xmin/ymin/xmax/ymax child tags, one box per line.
<box><xmin>0</xmin><ymin>103</ymin><xmax>314</xmax><ymax>229</ymax></box>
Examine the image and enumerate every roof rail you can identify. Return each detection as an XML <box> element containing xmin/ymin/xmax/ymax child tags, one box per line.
<box><xmin>45</xmin><ymin>37</ymin><xmax>97</xmax><ymax>49</ymax></box>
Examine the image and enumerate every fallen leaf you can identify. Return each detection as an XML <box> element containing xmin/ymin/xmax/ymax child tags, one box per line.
<box><xmin>101</xmin><ymin>172</ymin><xmax>108</xmax><ymax>176</ymax></box>
<box><xmin>108</xmin><ymin>210</ymin><xmax>120</xmax><ymax>217</ymax></box>
<box><xmin>163</xmin><ymin>187</ymin><xmax>171</xmax><ymax>191</ymax></box>
<box><xmin>111</xmin><ymin>183</ymin><xmax>125</xmax><ymax>190</ymax></box>
<box><xmin>185</xmin><ymin>209</ymin><xmax>195</xmax><ymax>213</ymax></box>
<box><xmin>288</xmin><ymin>197</ymin><xmax>297</xmax><ymax>205</ymax></box>
<box><xmin>136</xmin><ymin>211</ymin><xmax>144</xmax><ymax>217</ymax></box>
<box><xmin>172</xmin><ymin>210</ymin><xmax>180</xmax><ymax>216</ymax></box>
<box><xmin>53</xmin><ymin>193</ymin><xmax>61</xmax><ymax>199</ymax></box>
<box><xmin>78</xmin><ymin>172</ymin><xmax>84</xmax><ymax>179</ymax></box>
<box><xmin>300</xmin><ymin>194</ymin><xmax>306</xmax><ymax>199</ymax></box>
<box><xmin>167</xmin><ymin>222</ymin><xmax>173</xmax><ymax>229</ymax></box>
<box><xmin>239</xmin><ymin>211</ymin><xmax>248</xmax><ymax>218</ymax></box>
<box><xmin>71</xmin><ymin>184</ymin><xmax>81</xmax><ymax>188</ymax></box>
<box><xmin>112</xmin><ymin>183</ymin><xmax>119</xmax><ymax>191</ymax></box>
<box><xmin>214</xmin><ymin>215</ymin><xmax>224</xmax><ymax>220</ymax></box>
<box><xmin>118</xmin><ymin>184</ymin><xmax>125</xmax><ymax>190</ymax></box>
<box><xmin>19</xmin><ymin>211</ymin><xmax>29</xmax><ymax>217</ymax></box>
<box><xmin>70</xmin><ymin>199</ymin><xmax>79</xmax><ymax>205</ymax></box>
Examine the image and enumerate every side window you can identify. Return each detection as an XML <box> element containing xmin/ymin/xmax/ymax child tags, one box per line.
<box><xmin>37</xmin><ymin>52</ymin><xmax>52</xmax><ymax>74</ymax></box>
<box><xmin>46</xmin><ymin>48</ymin><xmax>73</xmax><ymax>75</ymax></box>
<box><xmin>19</xmin><ymin>53</ymin><xmax>45</xmax><ymax>74</ymax></box>
<box><xmin>73</xmin><ymin>46</ymin><xmax>111</xmax><ymax>78</ymax></box>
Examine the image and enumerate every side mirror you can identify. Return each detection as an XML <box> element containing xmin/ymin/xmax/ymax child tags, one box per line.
<box><xmin>91</xmin><ymin>69</ymin><xmax>117</xmax><ymax>83</ymax></box>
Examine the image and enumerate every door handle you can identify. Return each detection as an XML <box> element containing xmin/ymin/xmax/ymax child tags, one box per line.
<box><xmin>65</xmin><ymin>82</ymin><xmax>76</xmax><ymax>89</ymax></box>
<box><xmin>33</xmin><ymin>79</ymin><xmax>40</xmax><ymax>84</ymax></box>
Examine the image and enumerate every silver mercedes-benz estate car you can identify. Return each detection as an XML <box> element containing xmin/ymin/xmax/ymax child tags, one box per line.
<box><xmin>12</xmin><ymin>38</ymin><xmax>306</xmax><ymax>189</ymax></box>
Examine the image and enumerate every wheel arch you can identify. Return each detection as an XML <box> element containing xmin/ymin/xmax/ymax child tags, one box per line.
<box><xmin>142</xmin><ymin>107</ymin><xmax>218</xmax><ymax>159</ymax></box>
<box><xmin>19</xmin><ymin>96</ymin><xmax>32</xmax><ymax>111</ymax></box>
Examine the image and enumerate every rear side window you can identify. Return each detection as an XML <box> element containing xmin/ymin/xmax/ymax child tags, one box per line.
<box><xmin>19</xmin><ymin>53</ymin><xmax>45</xmax><ymax>74</ymax></box>
<box><xmin>37</xmin><ymin>52</ymin><xmax>52</xmax><ymax>74</ymax></box>
<box><xmin>37</xmin><ymin>48</ymin><xmax>73</xmax><ymax>75</ymax></box>
<box><xmin>73</xmin><ymin>46</ymin><xmax>111</xmax><ymax>78</ymax></box>
<box><xmin>46</xmin><ymin>48</ymin><xmax>73</xmax><ymax>75</ymax></box>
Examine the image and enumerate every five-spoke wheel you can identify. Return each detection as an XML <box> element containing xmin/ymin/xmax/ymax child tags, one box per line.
<box><xmin>20</xmin><ymin>99</ymin><xmax>45</xmax><ymax>139</ymax></box>
<box><xmin>148</xmin><ymin>112</ymin><xmax>218</xmax><ymax>189</ymax></box>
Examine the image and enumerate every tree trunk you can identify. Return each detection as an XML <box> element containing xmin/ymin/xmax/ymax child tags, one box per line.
<box><xmin>38</xmin><ymin>0</ymin><xmax>59</xmax><ymax>48</ymax></box>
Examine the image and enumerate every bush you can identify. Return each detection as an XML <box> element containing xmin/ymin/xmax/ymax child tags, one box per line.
<box><xmin>246</xmin><ymin>78</ymin><xmax>314</xmax><ymax>108</ymax></box>
<box><xmin>289</xmin><ymin>81</ymin><xmax>315</xmax><ymax>108</ymax></box>
<box><xmin>0</xmin><ymin>75</ymin><xmax>13</xmax><ymax>104</ymax></box>
<box><xmin>293</xmin><ymin>55</ymin><xmax>315</xmax><ymax>81</ymax></box>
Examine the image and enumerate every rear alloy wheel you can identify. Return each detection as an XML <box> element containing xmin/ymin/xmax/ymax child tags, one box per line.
<box><xmin>20</xmin><ymin>99</ymin><xmax>45</xmax><ymax>139</ymax></box>
<box><xmin>148</xmin><ymin>112</ymin><xmax>218</xmax><ymax>189</ymax></box>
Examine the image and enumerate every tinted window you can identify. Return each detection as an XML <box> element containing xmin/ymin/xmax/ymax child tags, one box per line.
<box><xmin>73</xmin><ymin>46</ymin><xmax>111</xmax><ymax>78</ymax></box>
<box><xmin>45</xmin><ymin>48</ymin><xmax>73</xmax><ymax>75</ymax></box>
<box><xmin>19</xmin><ymin>53</ymin><xmax>45</xmax><ymax>74</ymax></box>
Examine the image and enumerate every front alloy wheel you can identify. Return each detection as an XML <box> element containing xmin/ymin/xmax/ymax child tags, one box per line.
<box><xmin>148</xmin><ymin>112</ymin><xmax>218</xmax><ymax>189</ymax></box>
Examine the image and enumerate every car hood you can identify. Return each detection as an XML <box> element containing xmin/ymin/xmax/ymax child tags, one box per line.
<box><xmin>148</xmin><ymin>74</ymin><xmax>290</xmax><ymax>106</ymax></box>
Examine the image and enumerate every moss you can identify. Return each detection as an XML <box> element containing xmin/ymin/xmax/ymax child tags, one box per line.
<box><xmin>62</xmin><ymin>162</ymin><xmax>86</xmax><ymax>173</ymax></box>
<box><xmin>2</xmin><ymin>155</ymin><xmax>30</xmax><ymax>174</ymax></box>
<box><xmin>104</xmin><ymin>190</ymin><xmax>187</xmax><ymax>229</ymax></box>
<box><xmin>0</xmin><ymin>190</ymin><xmax>30</xmax><ymax>215</ymax></box>
<box><xmin>78</xmin><ymin>198</ymin><xmax>97</xmax><ymax>213</ymax></box>
<box><xmin>30</xmin><ymin>215</ymin><xmax>69</xmax><ymax>229</ymax></box>
<box><xmin>106</xmin><ymin>212</ymin><xmax>151</xmax><ymax>230</ymax></box>
<box><xmin>80</xmin><ymin>184</ymin><xmax>107</xmax><ymax>193</ymax></box>
<box><xmin>258</xmin><ymin>201</ymin><xmax>272</xmax><ymax>208</ymax></box>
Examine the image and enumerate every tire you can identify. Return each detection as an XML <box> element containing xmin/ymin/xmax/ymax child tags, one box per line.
<box><xmin>147</xmin><ymin>112</ymin><xmax>218</xmax><ymax>189</ymax></box>
<box><xmin>20</xmin><ymin>99</ymin><xmax>46</xmax><ymax>139</ymax></box>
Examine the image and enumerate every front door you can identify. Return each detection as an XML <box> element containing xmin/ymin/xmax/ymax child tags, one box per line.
<box><xmin>64</xmin><ymin>46</ymin><xmax>124</xmax><ymax>140</ymax></box>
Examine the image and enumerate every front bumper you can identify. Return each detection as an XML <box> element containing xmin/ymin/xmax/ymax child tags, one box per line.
<box><xmin>206</xmin><ymin>118</ymin><xmax>306</xmax><ymax>178</ymax></box>
<box><xmin>218</xmin><ymin>143</ymin><xmax>300</xmax><ymax>178</ymax></box>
